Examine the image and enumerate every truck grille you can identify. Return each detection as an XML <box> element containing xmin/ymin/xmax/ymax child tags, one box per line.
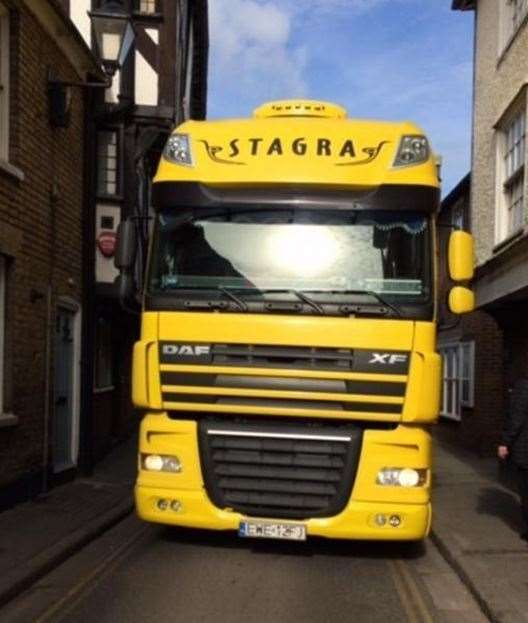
<box><xmin>199</xmin><ymin>420</ymin><xmax>363</xmax><ymax>519</ymax></box>
<box><xmin>159</xmin><ymin>342</ymin><xmax>409</xmax><ymax>419</ymax></box>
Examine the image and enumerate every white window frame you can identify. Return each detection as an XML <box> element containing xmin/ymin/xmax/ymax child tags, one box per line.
<box><xmin>439</xmin><ymin>341</ymin><xmax>475</xmax><ymax>421</ymax></box>
<box><xmin>97</xmin><ymin>130</ymin><xmax>120</xmax><ymax>197</ymax></box>
<box><xmin>138</xmin><ymin>0</ymin><xmax>158</xmax><ymax>14</ymax></box>
<box><xmin>0</xmin><ymin>3</ymin><xmax>10</xmax><ymax>163</ymax></box>
<box><xmin>183</xmin><ymin>16</ymin><xmax>194</xmax><ymax>120</ymax></box>
<box><xmin>495</xmin><ymin>102</ymin><xmax>527</xmax><ymax>243</ymax></box>
<box><xmin>0</xmin><ymin>255</ymin><xmax>5</xmax><ymax>415</ymax></box>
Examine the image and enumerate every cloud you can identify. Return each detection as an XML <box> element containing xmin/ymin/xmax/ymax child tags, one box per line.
<box><xmin>207</xmin><ymin>0</ymin><xmax>473</xmax><ymax>194</ymax></box>
<box><xmin>208</xmin><ymin>0</ymin><xmax>309</xmax><ymax>117</ymax></box>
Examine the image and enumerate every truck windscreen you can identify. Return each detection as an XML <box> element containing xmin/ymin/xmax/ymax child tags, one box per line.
<box><xmin>148</xmin><ymin>208</ymin><xmax>431</xmax><ymax>308</ymax></box>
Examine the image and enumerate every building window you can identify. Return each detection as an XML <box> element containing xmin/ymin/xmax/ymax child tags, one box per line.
<box><xmin>94</xmin><ymin>316</ymin><xmax>114</xmax><ymax>390</ymax></box>
<box><xmin>97</xmin><ymin>131</ymin><xmax>120</xmax><ymax>197</ymax></box>
<box><xmin>439</xmin><ymin>342</ymin><xmax>475</xmax><ymax>421</ymax></box>
<box><xmin>137</xmin><ymin>0</ymin><xmax>159</xmax><ymax>14</ymax></box>
<box><xmin>451</xmin><ymin>203</ymin><xmax>465</xmax><ymax>230</ymax></box>
<box><xmin>0</xmin><ymin>4</ymin><xmax>10</xmax><ymax>162</ymax></box>
<box><xmin>502</xmin><ymin>110</ymin><xmax>526</xmax><ymax>237</ymax></box>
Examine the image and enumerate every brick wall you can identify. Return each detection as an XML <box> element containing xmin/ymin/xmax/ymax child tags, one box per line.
<box><xmin>0</xmin><ymin>3</ymin><xmax>86</xmax><ymax>497</ymax></box>
<box><xmin>438</xmin><ymin>180</ymin><xmax>506</xmax><ymax>456</ymax></box>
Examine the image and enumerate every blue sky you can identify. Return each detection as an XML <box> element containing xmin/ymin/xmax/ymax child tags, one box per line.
<box><xmin>207</xmin><ymin>0</ymin><xmax>474</xmax><ymax>196</ymax></box>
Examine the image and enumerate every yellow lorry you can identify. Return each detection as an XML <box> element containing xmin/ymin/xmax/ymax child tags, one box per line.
<box><xmin>116</xmin><ymin>100</ymin><xmax>474</xmax><ymax>541</ymax></box>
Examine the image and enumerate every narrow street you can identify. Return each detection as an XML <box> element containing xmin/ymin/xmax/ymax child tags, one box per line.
<box><xmin>1</xmin><ymin>514</ymin><xmax>486</xmax><ymax>623</ymax></box>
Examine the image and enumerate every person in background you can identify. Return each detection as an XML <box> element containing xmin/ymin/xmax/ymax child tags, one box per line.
<box><xmin>498</xmin><ymin>376</ymin><xmax>528</xmax><ymax>542</ymax></box>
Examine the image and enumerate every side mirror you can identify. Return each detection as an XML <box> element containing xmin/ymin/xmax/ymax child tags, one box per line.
<box><xmin>448</xmin><ymin>286</ymin><xmax>474</xmax><ymax>314</ymax></box>
<box><xmin>448</xmin><ymin>230</ymin><xmax>474</xmax><ymax>281</ymax></box>
<box><xmin>114</xmin><ymin>219</ymin><xmax>140</xmax><ymax>313</ymax></box>
<box><xmin>115</xmin><ymin>219</ymin><xmax>137</xmax><ymax>271</ymax></box>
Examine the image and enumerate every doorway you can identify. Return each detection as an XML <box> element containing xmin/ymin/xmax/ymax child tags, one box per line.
<box><xmin>53</xmin><ymin>302</ymin><xmax>81</xmax><ymax>472</ymax></box>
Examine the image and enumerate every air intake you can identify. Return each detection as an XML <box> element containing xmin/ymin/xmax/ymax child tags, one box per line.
<box><xmin>253</xmin><ymin>100</ymin><xmax>347</xmax><ymax>119</ymax></box>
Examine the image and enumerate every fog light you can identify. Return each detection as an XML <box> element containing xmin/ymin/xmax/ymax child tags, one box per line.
<box><xmin>157</xmin><ymin>498</ymin><xmax>169</xmax><ymax>511</ymax></box>
<box><xmin>142</xmin><ymin>454</ymin><xmax>182</xmax><ymax>473</ymax></box>
<box><xmin>374</xmin><ymin>513</ymin><xmax>387</xmax><ymax>526</ymax></box>
<box><xmin>170</xmin><ymin>500</ymin><xmax>182</xmax><ymax>512</ymax></box>
<box><xmin>389</xmin><ymin>515</ymin><xmax>401</xmax><ymax>527</ymax></box>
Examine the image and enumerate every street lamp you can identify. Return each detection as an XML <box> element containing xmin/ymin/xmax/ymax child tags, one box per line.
<box><xmin>48</xmin><ymin>1</ymin><xmax>136</xmax><ymax>127</ymax></box>
<box><xmin>89</xmin><ymin>0</ymin><xmax>136</xmax><ymax>77</ymax></box>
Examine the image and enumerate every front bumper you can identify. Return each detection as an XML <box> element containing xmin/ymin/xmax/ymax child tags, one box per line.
<box><xmin>135</xmin><ymin>413</ymin><xmax>432</xmax><ymax>541</ymax></box>
<box><xmin>136</xmin><ymin>484</ymin><xmax>431</xmax><ymax>540</ymax></box>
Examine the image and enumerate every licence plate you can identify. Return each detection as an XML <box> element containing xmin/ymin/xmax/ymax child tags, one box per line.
<box><xmin>239</xmin><ymin>520</ymin><xmax>306</xmax><ymax>541</ymax></box>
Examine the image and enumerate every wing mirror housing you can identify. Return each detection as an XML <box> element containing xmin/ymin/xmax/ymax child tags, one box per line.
<box><xmin>448</xmin><ymin>230</ymin><xmax>474</xmax><ymax>281</ymax></box>
<box><xmin>448</xmin><ymin>286</ymin><xmax>475</xmax><ymax>315</ymax></box>
<box><xmin>115</xmin><ymin>219</ymin><xmax>137</xmax><ymax>271</ymax></box>
<box><xmin>114</xmin><ymin>219</ymin><xmax>140</xmax><ymax>313</ymax></box>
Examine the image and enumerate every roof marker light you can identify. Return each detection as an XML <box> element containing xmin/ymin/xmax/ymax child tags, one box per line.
<box><xmin>163</xmin><ymin>133</ymin><xmax>193</xmax><ymax>167</ymax></box>
<box><xmin>393</xmin><ymin>135</ymin><xmax>429</xmax><ymax>167</ymax></box>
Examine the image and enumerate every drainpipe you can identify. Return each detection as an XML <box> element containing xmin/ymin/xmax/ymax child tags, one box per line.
<box><xmin>41</xmin><ymin>284</ymin><xmax>53</xmax><ymax>495</ymax></box>
<box><xmin>79</xmin><ymin>86</ymin><xmax>98</xmax><ymax>476</ymax></box>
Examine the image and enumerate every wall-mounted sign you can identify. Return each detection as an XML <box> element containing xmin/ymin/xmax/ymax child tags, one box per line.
<box><xmin>97</xmin><ymin>230</ymin><xmax>117</xmax><ymax>258</ymax></box>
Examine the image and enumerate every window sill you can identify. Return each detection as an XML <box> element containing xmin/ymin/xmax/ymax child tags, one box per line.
<box><xmin>93</xmin><ymin>386</ymin><xmax>115</xmax><ymax>394</ymax></box>
<box><xmin>0</xmin><ymin>413</ymin><xmax>19</xmax><ymax>428</ymax></box>
<box><xmin>0</xmin><ymin>159</ymin><xmax>25</xmax><ymax>182</ymax></box>
<box><xmin>493</xmin><ymin>226</ymin><xmax>526</xmax><ymax>255</ymax></box>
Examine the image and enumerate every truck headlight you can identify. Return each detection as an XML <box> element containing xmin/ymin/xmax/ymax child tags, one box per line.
<box><xmin>142</xmin><ymin>453</ymin><xmax>182</xmax><ymax>473</ymax></box>
<box><xmin>163</xmin><ymin>133</ymin><xmax>193</xmax><ymax>166</ymax></box>
<box><xmin>393</xmin><ymin>135</ymin><xmax>429</xmax><ymax>167</ymax></box>
<box><xmin>376</xmin><ymin>467</ymin><xmax>427</xmax><ymax>487</ymax></box>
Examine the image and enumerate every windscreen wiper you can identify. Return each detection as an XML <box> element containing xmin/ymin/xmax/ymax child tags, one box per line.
<box><xmin>224</xmin><ymin>286</ymin><xmax>324</xmax><ymax>314</ymax></box>
<box><xmin>159</xmin><ymin>285</ymin><xmax>249</xmax><ymax>312</ymax></box>
<box><xmin>306</xmin><ymin>289</ymin><xmax>402</xmax><ymax>317</ymax></box>
<box><xmin>217</xmin><ymin>286</ymin><xmax>248</xmax><ymax>312</ymax></box>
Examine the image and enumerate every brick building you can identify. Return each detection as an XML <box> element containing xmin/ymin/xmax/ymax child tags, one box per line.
<box><xmin>448</xmin><ymin>0</ymin><xmax>528</xmax><ymax>453</ymax></box>
<box><xmin>0</xmin><ymin>0</ymin><xmax>103</xmax><ymax>506</ymax></box>
<box><xmin>65</xmin><ymin>0</ymin><xmax>209</xmax><ymax>463</ymax></box>
<box><xmin>438</xmin><ymin>175</ymin><xmax>504</xmax><ymax>453</ymax></box>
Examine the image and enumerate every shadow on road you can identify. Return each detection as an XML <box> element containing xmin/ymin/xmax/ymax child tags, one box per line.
<box><xmin>158</xmin><ymin>526</ymin><xmax>425</xmax><ymax>561</ymax></box>
<box><xmin>476</xmin><ymin>486</ymin><xmax>523</xmax><ymax>533</ymax></box>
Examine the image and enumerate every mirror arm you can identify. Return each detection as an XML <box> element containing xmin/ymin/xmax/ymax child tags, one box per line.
<box><xmin>437</xmin><ymin>317</ymin><xmax>461</xmax><ymax>332</ymax></box>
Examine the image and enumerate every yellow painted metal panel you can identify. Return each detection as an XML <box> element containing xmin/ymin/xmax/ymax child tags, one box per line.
<box><xmin>155</xmin><ymin>116</ymin><xmax>439</xmax><ymax>190</ymax></box>
<box><xmin>158</xmin><ymin>313</ymin><xmax>414</xmax><ymax>350</ymax></box>
<box><xmin>160</xmin><ymin>384</ymin><xmax>404</xmax><ymax>404</ymax></box>
<box><xmin>160</xmin><ymin>401</ymin><xmax>400</xmax><ymax>422</ymax></box>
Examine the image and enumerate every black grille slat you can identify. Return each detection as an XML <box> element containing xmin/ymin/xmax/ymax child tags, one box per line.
<box><xmin>199</xmin><ymin>421</ymin><xmax>363</xmax><ymax>519</ymax></box>
<box><xmin>212</xmin><ymin>450</ymin><xmax>345</xmax><ymax>469</ymax></box>
<box><xmin>214</xmin><ymin>463</ymin><xmax>342</xmax><ymax>483</ymax></box>
<box><xmin>209</xmin><ymin>436</ymin><xmax>348</xmax><ymax>455</ymax></box>
<box><xmin>212</xmin><ymin>344</ymin><xmax>353</xmax><ymax>371</ymax></box>
<box><xmin>224</xmin><ymin>491</ymin><xmax>328</xmax><ymax>510</ymax></box>
<box><xmin>218</xmin><ymin>477</ymin><xmax>337</xmax><ymax>496</ymax></box>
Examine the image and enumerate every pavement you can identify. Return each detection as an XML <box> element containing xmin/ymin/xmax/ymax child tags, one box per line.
<box><xmin>431</xmin><ymin>438</ymin><xmax>528</xmax><ymax>623</ymax></box>
<box><xmin>0</xmin><ymin>429</ymin><xmax>527</xmax><ymax>622</ymax></box>
<box><xmin>0</xmin><ymin>436</ymin><xmax>137</xmax><ymax>607</ymax></box>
